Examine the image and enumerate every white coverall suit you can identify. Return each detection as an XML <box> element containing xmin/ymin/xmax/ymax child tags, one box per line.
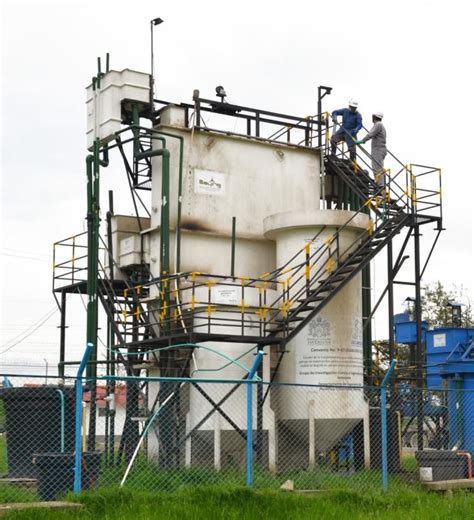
<box><xmin>361</xmin><ymin>121</ymin><xmax>387</xmax><ymax>189</ymax></box>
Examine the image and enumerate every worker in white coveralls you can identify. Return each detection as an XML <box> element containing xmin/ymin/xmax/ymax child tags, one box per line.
<box><xmin>355</xmin><ymin>112</ymin><xmax>387</xmax><ymax>193</ymax></box>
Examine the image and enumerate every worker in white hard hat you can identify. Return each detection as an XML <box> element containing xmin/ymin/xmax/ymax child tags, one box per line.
<box><xmin>330</xmin><ymin>99</ymin><xmax>363</xmax><ymax>162</ymax></box>
<box><xmin>355</xmin><ymin>112</ymin><xmax>387</xmax><ymax>193</ymax></box>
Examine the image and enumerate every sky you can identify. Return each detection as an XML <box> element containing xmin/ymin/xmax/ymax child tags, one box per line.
<box><xmin>1</xmin><ymin>0</ymin><xmax>473</xmax><ymax>376</ymax></box>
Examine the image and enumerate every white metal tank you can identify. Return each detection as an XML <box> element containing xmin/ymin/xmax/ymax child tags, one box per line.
<box><xmin>264</xmin><ymin>210</ymin><xmax>370</xmax><ymax>467</ymax></box>
<box><xmin>182</xmin><ymin>281</ymin><xmax>277</xmax><ymax>471</ymax></box>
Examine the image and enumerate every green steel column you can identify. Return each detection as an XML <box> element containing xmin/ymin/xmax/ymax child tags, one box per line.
<box><xmin>86</xmin><ymin>138</ymin><xmax>101</xmax><ymax>451</ymax></box>
<box><xmin>106</xmin><ymin>190</ymin><xmax>116</xmax><ymax>466</ymax></box>
<box><xmin>85</xmin><ymin>151</ymin><xmax>96</xmax><ymax>373</ymax></box>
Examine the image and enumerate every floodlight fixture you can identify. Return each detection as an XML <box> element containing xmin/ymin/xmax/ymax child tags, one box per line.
<box><xmin>216</xmin><ymin>85</ymin><xmax>227</xmax><ymax>102</ymax></box>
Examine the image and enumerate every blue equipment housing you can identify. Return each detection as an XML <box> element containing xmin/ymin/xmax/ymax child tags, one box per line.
<box><xmin>437</xmin><ymin>332</ymin><xmax>474</xmax><ymax>452</ymax></box>
<box><xmin>427</xmin><ymin>328</ymin><xmax>474</xmax><ymax>389</ymax></box>
<box><xmin>394</xmin><ymin>313</ymin><xmax>474</xmax><ymax>453</ymax></box>
<box><xmin>393</xmin><ymin>312</ymin><xmax>427</xmax><ymax>344</ymax></box>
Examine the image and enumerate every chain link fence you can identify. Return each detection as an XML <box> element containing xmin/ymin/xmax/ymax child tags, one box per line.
<box><xmin>0</xmin><ymin>374</ymin><xmax>473</xmax><ymax>501</ymax></box>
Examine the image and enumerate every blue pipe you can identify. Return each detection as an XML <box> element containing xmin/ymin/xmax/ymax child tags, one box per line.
<box><xmin>56</xmin><ymin>389</ymin><xmax>65</xmax><ymax>453</ymax></box>
<box><xmin>74</xmin><ymin>343</ymin><xmax>93</xmax><ymax>495</ymax></box>
<box><xmin>381</xmin><ymin>359</ymin><xmax>397</xmax><ymax>491</ymax></box>
<box><xmin>246</xmin><ymin>350</ymin><xmax>264</xmax><ymax>488</ymax></box>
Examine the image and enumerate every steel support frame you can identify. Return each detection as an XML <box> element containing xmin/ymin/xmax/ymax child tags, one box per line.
<box><xmin>414</xmin><ymin>224</ymin><xmax>425</xmax><ymax>450</ymax></box>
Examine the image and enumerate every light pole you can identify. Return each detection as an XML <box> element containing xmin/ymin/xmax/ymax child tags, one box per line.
<box><xmin>150</xmin><ymin>17</ymin><xmax>164</xmax><ymax>115</ymax></box>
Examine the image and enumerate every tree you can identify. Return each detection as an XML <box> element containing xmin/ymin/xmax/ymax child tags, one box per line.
<box><xmin>406</xmin><ymin>281</ymin><xmax>474</xmax><ymax>329</ymax></box>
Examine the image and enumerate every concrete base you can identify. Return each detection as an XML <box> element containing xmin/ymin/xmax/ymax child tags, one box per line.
<box><xmin>0</xmin><ymin>501</ymin><xmax>82</xmax><ymax>516</ymax></box>
<box><xmin>423</xmin><ymin>478</ymin><xmax>474</xmax><ymax>493</ymax></box>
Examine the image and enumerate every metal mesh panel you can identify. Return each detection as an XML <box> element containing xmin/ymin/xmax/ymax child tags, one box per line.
<box><xmin>1</xmin><ymin>375</ymin><xmax>474</xmax><ymax>499</ymax></box>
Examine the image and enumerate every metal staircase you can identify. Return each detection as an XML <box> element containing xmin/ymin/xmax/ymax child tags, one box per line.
<box><xmin>53</xmin><ymin>120</ymin><xmax>442</xmax><ymax>365</ymax></box>
<box><xmin>279</xmin><ymin>207</ymin><xmax>410</xmax><ymax>343</ymax></box>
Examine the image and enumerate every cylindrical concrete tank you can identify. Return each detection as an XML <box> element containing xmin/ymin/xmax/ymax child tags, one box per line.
<box><xmin>264</xmin><ymin>210</ymin><xmax>370</xmax><ymax>469</ymax></box>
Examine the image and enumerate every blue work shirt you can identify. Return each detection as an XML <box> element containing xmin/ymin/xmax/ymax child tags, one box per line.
<box><xmin>332</xmin><ymin>108</ymin><xmax>363</xmax><ymax>145</ymax></box>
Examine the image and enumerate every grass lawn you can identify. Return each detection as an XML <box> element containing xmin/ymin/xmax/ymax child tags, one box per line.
<box><xmin>0</xmin><ymin>485</ymin><xmax>473</xmax><ymax>520</ymax></box>
<box><xmin>0</xmin><ymin>435</ymin><xmax>7</xmax><ymax>474</ymax></box>
<box><xmin>1</xmin><ymin>435</ymin><xmax>473</xmax><ymax>519</ymax></box>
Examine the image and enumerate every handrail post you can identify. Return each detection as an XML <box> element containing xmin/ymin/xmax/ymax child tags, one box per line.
<box><xmin>247</xmin><ymin>350</ymin><xmax>264</xmax><ymax>488</ymax></box>
<box><xmin>74</xmin><ymin>342</ymin><xmax>93</xmax><ymax>495</ymax></box>
<box><xmin>381</xmin><ymin>359</ymin><xmax>397</xmax><ymax>491</ymax></box>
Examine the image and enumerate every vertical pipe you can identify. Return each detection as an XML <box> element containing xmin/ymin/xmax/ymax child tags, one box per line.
<box><xmin>59</xmin><ymin>290</ymin><xmax>67</xmax><ymax>379</ymax></box>
<box><xmin>154</xmin><ymin>131</ymin><xmax>184</xmax><ymax>272</ymax></box>
<box><xmin>256</xmin><ymin>348</ymin><xmax>264</xmax><ymax>465</ymax></box>
<box><xmin>387</xmin><ymin>241</ymin><xmax>395</xmax><ymax>363</ymax></box>
<box><xmin>246</xmin><ymin>351</ymin><xmax>264</xmax><ymax>488</ymax></box>
<box><xmin>132</xmin><ymin>104</ymin><xmax>140</xmax><ymax>177</ymax></box>
<box><xmin>86</xmin><ymin>139</ymin><xmax>100</xmax><ymax>450</ymax></box>
<box><xmin>317</xmin><ymin>87</ymin><xmax>322</xmax><ymax>149</ymax></box>
<box><xmin>320</xmin><ymin>148</ymin><xmax>326</xmax><ymax>210</ymax></box>
<box><xmin>381</xmin><ymin>360</ymin><xmax>396</xmax><ymax>491</ymax></box>
<box><xmin>106</xmin><ymin>53</ymin><xmax>110</xmax><ymax>73</ymax></box>
<box><xmin>362</xmin><ymin>264</ymin><xmax>372</xmax><ymax>385</ymax></box>
<box><xmin>231</xmin><ymin>217</ymin><xmax>236</xmax><ymax>278</ymax></box>
<box><xmin>455</xmin><ymin>378</ymin><xmax>464</xmax><ymax>448</ymax></box>
<box><xmin>56</xmin><ymin>389</ymin><xmax>65</xmax><ymax>453</ymax></box>
<box><xmin>414</xmin><ymin>225</ymin><xmax>424</xmax><ymax>451</ymax></box>
<box><xmin>193</xmin><ymin>90</ymin><xmax>200</xmax><ymax>127</ymax></box>
<box><xmin>106</xmin><ymin>190</ymin><xmax>115</xmax><ymax>465</ymax></box>
<box><xmin>74</xmin><ymin>343</ymin><xmax>93</xmax><ymax>495</ymax></box>
<box><xmin>160</xmin><ymin>150</ymin><xmax>171</xmax><ymax>279</ymax></box>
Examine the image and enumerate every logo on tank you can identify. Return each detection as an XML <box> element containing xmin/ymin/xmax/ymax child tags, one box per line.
<box><xmin>307</xmin><ymin>316</ymin><xmax>331</xmax><ymax>345</ymax></box>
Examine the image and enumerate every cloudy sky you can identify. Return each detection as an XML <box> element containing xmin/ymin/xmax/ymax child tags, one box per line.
<box><xmin>1</xmin><ymin>0</ymin><xmax>473</xmax><ymax>375</ymax></box>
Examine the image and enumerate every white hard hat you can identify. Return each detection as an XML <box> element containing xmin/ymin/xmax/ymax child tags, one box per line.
<box><xmin>348</xmin><ymin>99</ymin><xmax>358</xmax><ymax>108</ymax></box>
<box><xmin>373</xmin><ymin>111</ymin><xmax>384</xmax><ymax>119</ymax></box>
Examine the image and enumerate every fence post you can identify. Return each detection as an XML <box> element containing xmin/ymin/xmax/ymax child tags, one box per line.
<box><xmin>247</xmin><ymin>350</ymin><xmax>264</xmax><ymax>488</ymax></box>
<box><xmin>74</xmin><ymin>343</ymin><xmax>93</xmax><ymax>495</ymax></box>
<box><xmin>381</xmin><ymin>359</ymin><xmax>397</xmax><ymax>491</ymax></box>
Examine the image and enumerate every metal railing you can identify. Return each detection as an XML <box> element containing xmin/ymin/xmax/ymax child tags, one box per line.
<box><xmin>52</xmin><ymin>232</ymin><xmax>89</xmax><ymax>290</ymax></box>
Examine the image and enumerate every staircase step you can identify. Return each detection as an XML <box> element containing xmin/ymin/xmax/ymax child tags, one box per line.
<box><xmin>280</xmin><ymin>316</ymin><xmax>305</xmax><ymax>323</ymax></box>
<box><xmin>315</xmin><ymin>285</ymin><xmax>336</xmax><ymax>292</ymax></box>
<box><xmin>296</xmin><ymin>296</ymin><xmax>324</xmax><ymax>304</ymax></box>
<box><xmin>337</xmin><ymin>268</ymin><xmax>355</xmax><ymax>275</ymax></box>
<box><xmin>321</xmin><ymin>275</ymin><xmax>346</xmax><ymax>283</ymax></box>
<box><xmin>346</xmin><ymin>257</ymin><xmax>364</xmax><ymax>266</ymax></box>
<box><xmin>295</xmin><ymin>305</ymin><xmax>317</xmax><ymax>311</ymax></box>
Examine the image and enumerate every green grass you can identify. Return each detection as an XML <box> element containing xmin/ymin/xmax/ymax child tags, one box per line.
<box><xmin>0</xmin><ymin>443</ymin><xmax>472</xmax><ymax>519</ymax></box>
<box><xmin>400</xmin><ymin>453</ymin><xmax>418</xmax><ymax>472</ymax></box>
<box><xmin>2</xmin><ymin>485</ymin><xmax>474</xmax><ymax>520</ymax></box>
<box><xmin>0</xmin><ymin>435</ymin><xmax>7</xmax><ymax>473</ymax></box>
<box><xmin>0</xmin><ymin>484</ymin><xmax>37</xmax><ymax>504</ymax></box>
